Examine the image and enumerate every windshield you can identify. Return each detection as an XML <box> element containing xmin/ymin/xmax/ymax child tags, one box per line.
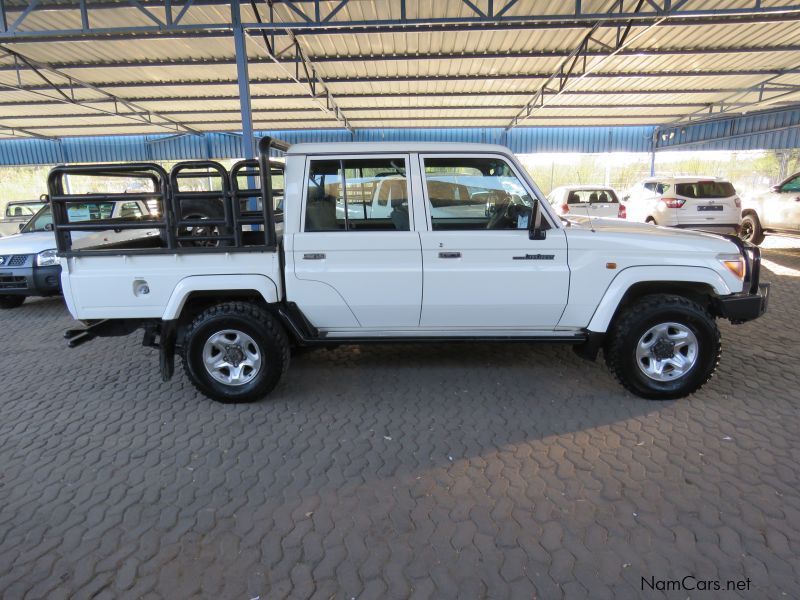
<box><xmin>21</xmin><ymin>205</ymin><xmax>54</xmax><ymax>233</ymax></box>
<box><xmin>5</xmin><ymin>201</ymin><xmax>46</xmax><ymax>218</ymax></box>
<box><xmin>675</xmin><ymin>181</ymin><xmax>735</xmax><ymax>198</ymax></box>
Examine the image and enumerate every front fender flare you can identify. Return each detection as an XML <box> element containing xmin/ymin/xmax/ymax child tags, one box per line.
<box><xmin>586</xmin><ymin>266</ymin><xmax>732</xmax><ymax>333</ymax></box>
<box><xmin>162</xmin><ymin>274</ymin><xmax>279</xmax><ymax>320</ymax></box>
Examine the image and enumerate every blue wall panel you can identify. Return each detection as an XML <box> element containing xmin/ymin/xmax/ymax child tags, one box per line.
<box><xmin>0</xmin><ymin>126</ymin><xmax>658</xmax><ymax>166</ymax></box>
<box><xmin>0</xmin><ymin>108</ymin><xmax>797</xmax><ymax>167</ymax></box>
<box><xmin>655</xmin><ymin>107</ymin><xmax>800</xmax><ymax>151</ymax></box>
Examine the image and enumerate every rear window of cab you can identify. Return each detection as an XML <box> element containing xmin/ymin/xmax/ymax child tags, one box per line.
<box><xmin>675</xmin><ymin>181</ymin><xmax>735</xmax><ymax>199</ymax></box>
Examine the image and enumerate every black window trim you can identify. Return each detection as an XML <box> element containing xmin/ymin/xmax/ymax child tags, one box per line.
<box><xmin>419</xmin><ymin>152</ymin><xmax>546</xmax><ymax>233</ymax></box>
<box><xmin>302</xmin><ymin>154</ymin><xmax>412</xmax><ymax>233</ymax></box>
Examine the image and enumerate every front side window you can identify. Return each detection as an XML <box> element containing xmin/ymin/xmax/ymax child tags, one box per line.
<box><xmin>423</xmin><ymin>156</ymin><xmax>533</xmax><ymax>230</ymax></box>
<box><xmin>304</xmin><ymin>158</ymin><xmax>409</xmax><ymax>232</ymax></box>
<box><xmin>781</xmin><ymin>175</ymin><xmax>800</xmax><ymax>193</ymax></box>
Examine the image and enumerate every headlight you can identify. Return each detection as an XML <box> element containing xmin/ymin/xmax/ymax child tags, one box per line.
<box><xmin>36</xmin><ymin>248</ymin><xmax>59</xmax><ymax>267</ymax></box>
<box><xmin>717</xmin><ymin>253</ymin><xmax>745</xmax><ymax>280</ymax></box>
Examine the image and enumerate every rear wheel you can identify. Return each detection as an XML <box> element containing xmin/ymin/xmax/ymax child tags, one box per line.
<box><xmin>181</xmin><ymin>302</ymin><xmax>290</xmax><ymax>403</ymax></box>
<box><xmin>740</xmin><ymin>213</ymin><xmax>765</xmax><ymax>245</ymax></box>
<box><xmin>605</xmin><ymin>294</ymin><xmax>720</xmax><ymax>400</ymax></box>
<box><xmin>0</xmin><ymin>295</ymin><xmax>25</xmax><ymax>309</ymax></box>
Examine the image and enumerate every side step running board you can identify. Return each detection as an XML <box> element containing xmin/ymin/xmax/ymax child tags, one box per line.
<box><xmin>64</xmin><ymin>319</ymin><xmax>143</xmax><ymax>348</ymax></box>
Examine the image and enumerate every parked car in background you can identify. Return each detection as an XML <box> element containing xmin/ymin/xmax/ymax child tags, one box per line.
<box><xmin>0</xmin><ymin>199</ymin><xmax>154</xmax><ymax>309</ymax></box>
<box><xmin>740</xmin><ymin>171</ymin><xmax>800</xmax><ymax>245</ymax></box>
<box><xmin>623</xmin><ymin>176</ymin><xmax>741</xmax><ymax>234</ymax></box>
<box><xmin>0</xmin><ymin>198</ymin><xmax>48</xmax><ymax>237</ymax></box>
<box><xmin>547</xmin><ymin>185</ymin><xmax>625</xmax><ymax>219</ymax></box>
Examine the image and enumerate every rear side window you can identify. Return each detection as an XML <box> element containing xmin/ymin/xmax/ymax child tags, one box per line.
<box><xmin>644</xmin><ymin>182</ymin><xmax>670</xmax><ymax>195</ymax></box>
<box><xmin>304</xmin><ymin>158</ymin><xmax>409</xmax><ymax>232</ymax></box>
<box><xmin>675</xmin><ymin>181</ymin><xmax>735</xmax><ymax>198</ymax></box>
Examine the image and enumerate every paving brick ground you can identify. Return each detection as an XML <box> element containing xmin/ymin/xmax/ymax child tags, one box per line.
<box><xmin>1</xmin><ymin>239</ymin><xmax>799</xmax><ymax>599</ymax></box>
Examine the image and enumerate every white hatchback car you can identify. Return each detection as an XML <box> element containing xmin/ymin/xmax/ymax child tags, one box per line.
<box><xmin>547</xmin><ymin>185</ymin><xmax>625</xmax><ymax>219</ymax></box>
<box><xmin>623</xmin><ymin>176</ymin><xmax>741</xmax><ymax>234</ymax></box>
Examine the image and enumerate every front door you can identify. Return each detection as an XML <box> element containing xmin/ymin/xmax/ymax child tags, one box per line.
<box><xmin>766</xmin><ymin>173</ymin><xmax>800</xmax><ymax>230</ymax></box>
<box><xmin>291</xmin><ymin>155</ymin><xmax>423</xmax><ymax>329</ymax></box>
<box><xmin>416</xmin><ymin>154</ymin><xmax>569</xmax><ymax>330</ymax></box>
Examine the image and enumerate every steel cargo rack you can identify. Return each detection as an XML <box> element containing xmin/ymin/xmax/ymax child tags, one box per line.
<box><xmin>48</xmin><ymin>136</ymin><xmax>289</xmax><ymax>257</ymax></box>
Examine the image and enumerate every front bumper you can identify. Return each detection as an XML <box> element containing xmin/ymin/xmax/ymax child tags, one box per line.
<box><xmin>716</xmin><ymin>235</ymin><xmax>769</xmax><ymax>323</ymax></box>
<box><xmin>716</xmin><ymin>283</ymin><xmax>770</xmax><ymax>323</ymax></box>
<box><xmin>0</xmin><ymin>255</ymin><xmax>61</xmax><ymax>296</ymax></box>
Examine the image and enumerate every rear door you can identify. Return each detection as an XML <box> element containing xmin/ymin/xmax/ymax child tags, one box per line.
<box><xmin>290</xmin><ymin>154</ymin><xmax>423</xmax><ymax>329</ymax></box>
<box><xmin>416</xmin><ymin>153</ymin><xmax>569</xmax><ymax>330</ymax></box>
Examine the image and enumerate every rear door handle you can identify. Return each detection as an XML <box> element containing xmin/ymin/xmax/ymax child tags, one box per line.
<box><xmin>438</xmin><ymin>251</ymin><xmax>461</xmax><ymax>259</ymax></box>
<box><xmin>303</xmin><ymin>253</ymin><xmax>326</xmax><ymax>260</ymax></box>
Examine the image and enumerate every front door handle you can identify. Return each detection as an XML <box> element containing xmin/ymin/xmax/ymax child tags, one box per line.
<box><xmin>303</xmin><ymin>253</ymin><xmax>326</xmax><ymax>260</ymax></box>
<box><xmin>438</xmin><ymin>251</ymin><xmax>461</xmax><ymax>259</ymax></box>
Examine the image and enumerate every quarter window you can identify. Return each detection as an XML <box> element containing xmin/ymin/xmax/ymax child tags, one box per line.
<box><xmin>423</xmin><ymin>157</ymin><xmax>533</xmax><ymax>230</ymax></box>
<box><xmin>304</xmin><ymin>158</ymin><xmax>409</xmax><ymax>232</ymax></box>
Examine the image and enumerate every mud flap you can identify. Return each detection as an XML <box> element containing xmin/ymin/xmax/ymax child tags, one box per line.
<box><xmin>159</xmin><ymin>320</ymin><xmax>178</xmax><ymax>382</ymax></box>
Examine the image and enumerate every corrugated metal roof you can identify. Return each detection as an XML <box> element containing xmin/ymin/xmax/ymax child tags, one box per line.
<box><xmin>0</xmin><ymin>0</ymin><xmax>798</xmax><ymax>137</ymax></box>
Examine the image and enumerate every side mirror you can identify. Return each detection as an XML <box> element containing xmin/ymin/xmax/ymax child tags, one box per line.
<box><xmin>44</xmin><ymin>223</ymin><xmax>54</xmax><ymax>232</ymax></box>
<box><xmin>18</xmin><ymin>223</ymin><xmax>24</xmax><ymax>231</ymax></box>
<box><xmin>622</xmin><ymin>194</ymin><xmax>630</xmax><ymax>202</ymax></box>
<box><xmin>528</xmin><ymin>199</ymin><xmax>547</xmax><ymax>241</ymax></box>
<box><xmin>770</xmin><ymin>184</ymin><xmax>781</xmax><ymax>193</ymax></box>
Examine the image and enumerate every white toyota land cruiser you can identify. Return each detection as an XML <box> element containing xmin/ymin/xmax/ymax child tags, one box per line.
<box><xmin>50</xmin><ymin>139</ymin><xmax>769</xmax><ymax>403</ymax></box>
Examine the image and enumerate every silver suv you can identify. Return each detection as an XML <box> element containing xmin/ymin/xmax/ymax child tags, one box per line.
<box><xmin>740</xmin><ymin>171</ymin><xmax>800</xmax><ymax>245</ymax></box>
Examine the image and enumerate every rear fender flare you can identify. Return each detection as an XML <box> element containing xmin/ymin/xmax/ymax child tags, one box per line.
<box><xmin>162</xmin><ymin>274</ymin><xmax>279</xmax><ymax>320</ymax></box>
<box><xmin>586</xmin><ymin>266</ymin><xmax>732</xmax><ymax>333</ymax></box>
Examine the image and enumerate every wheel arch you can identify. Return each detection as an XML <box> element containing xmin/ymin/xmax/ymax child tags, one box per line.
<box><xmin>163</xmin><ymin>274</ymin><xmax>280</xmax><ymax>322</ymax></box>
<box><xmin>587</xmin><ymin>266</ymin><xmax>731</xmax><ymax>333</ymax></box>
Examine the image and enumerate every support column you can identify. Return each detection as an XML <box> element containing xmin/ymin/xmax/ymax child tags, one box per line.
<box><xmin>649</xmin><ymin>127</ymin><xmax>658</xmax><ymax>176</ymax></box>
<box><xmin>231</xmin><ymin>0</ymin><xmax>254</xmax><ymax>162</ymax></box>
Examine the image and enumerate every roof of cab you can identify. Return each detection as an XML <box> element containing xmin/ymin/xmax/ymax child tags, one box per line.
<box><xmin>286</xmin><ymin>142</ymin><xmax>514</xmax><ymax>155</ymax></box>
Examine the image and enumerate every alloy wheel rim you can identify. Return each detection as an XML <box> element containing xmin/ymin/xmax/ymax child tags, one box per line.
<box><xmin>741</xmin><ymin>220</ymin><xmax>753</xmax><ymax>241</ymax></box>
<box><xmin>202</xmin><ymin>329</ymin><xmax>262</xmax><ymax>386</ymax></box>
<box><xmin>635</xmin><ymin>322</ymin><xmax>698</xmax><ymax>382</ymax></box>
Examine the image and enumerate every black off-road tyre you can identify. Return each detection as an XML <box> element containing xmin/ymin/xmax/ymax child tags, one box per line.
<box><xmin>604</xmin><ymin>294</ymin><xmax>721</xmax><ymax>400</ymax></box>
<box><xmin>0</xmin><ymin>295</ymin><xmax>25</xmax><ymax>309</ymax></box>
<box><xmin>180</xmin><ymin>302</ymin><xmax>290</xmax><ymax>403</ymax></box>
<box><xmin>740</xmin><ymin>213</ymin><xmax>765</xmax><ymax>245</ymax></box>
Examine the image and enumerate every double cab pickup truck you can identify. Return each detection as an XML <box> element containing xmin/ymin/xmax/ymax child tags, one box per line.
<box><xmin>51</xmin><ymin>138</ymin><xmax>769</xmax><ymax>403</ymax></box>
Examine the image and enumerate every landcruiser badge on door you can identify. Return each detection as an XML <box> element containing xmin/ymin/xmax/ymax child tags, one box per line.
<box><xmin>513</xmin><ymin>253</ymin><xmax>555</xmax><ymax>260</ymax></box>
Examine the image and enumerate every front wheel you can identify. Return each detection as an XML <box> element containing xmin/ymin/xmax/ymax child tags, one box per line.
<box><xmin>0</xmin><ymin>295</ymin><xmax>25</xmax><ymax>309</ymax></box>
<box><xmin>181</xmin><ymin>302</ymin><xmax>290</xmax><ymax>403</ymax></box>
<box><xmin>604</xmin><ymin>294</ymin><xmax>720</xmax><ymax>400</ymax></box>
